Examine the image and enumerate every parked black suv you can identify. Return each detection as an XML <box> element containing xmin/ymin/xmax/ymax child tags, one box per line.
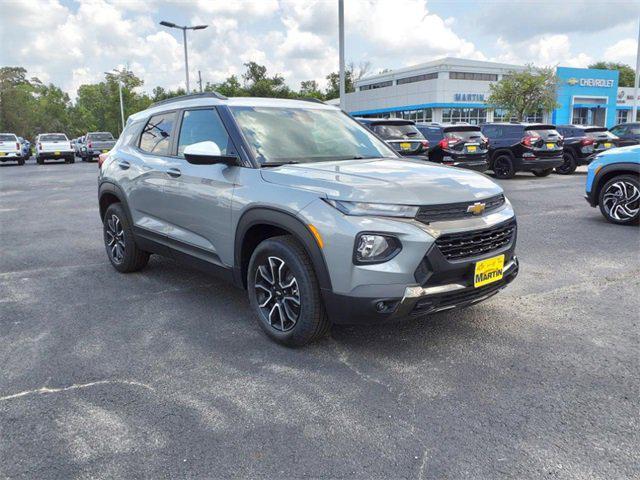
<box><xmin>416</xmin><ymin>123</ymin><xmax>489</xmax><ymax>172</ymax></box>
<box><xmin>555</xmin><ymin>125</ymin><xmax>618</xmax><ymax>174</ymax></box>
<box><xmin>609</xmin><ymin>122</ymin><xmax>640</xmax><ymax>147</ymax></box>
<box><xmin>357</xmin><ymin>118</ymin><xmax>429</xmax><ymax>156</ymax></box>
<box><xmin>480</xmin><ymin>123</ymin><xmax>564</xmax><ymax>179</ymax></box>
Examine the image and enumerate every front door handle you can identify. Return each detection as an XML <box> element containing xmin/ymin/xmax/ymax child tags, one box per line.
<box><xmin>118</xmin><ymin>160</ymin><xmax>130</xmax><ymax>170</ymax></box>
<box><xmin>166</xmin><ymin>168</ymin><xmax>182</xmax><ymax>178</ymax></box>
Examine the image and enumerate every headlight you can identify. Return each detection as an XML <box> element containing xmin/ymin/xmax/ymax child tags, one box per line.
<box><xmin>354</xmin><ymin>233</ymin><xmax>401</xmax><ymax>264</ymax></box>
<box><xmin>325</xmin><ymin>199</ymin><xmax>419</xmax><ymax>218</ymax></box>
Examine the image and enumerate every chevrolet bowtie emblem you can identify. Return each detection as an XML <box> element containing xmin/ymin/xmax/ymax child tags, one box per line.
<box><xmin>467</xmin><ymin>202</ymin><xmax>486</xmax><ymax>215</ymax></box>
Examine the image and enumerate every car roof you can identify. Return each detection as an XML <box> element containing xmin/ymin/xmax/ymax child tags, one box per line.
<box><xmin>356</xmin><ymin>117</ymin><xmax>415</xmax><ymax>125</ymax></box>
<box><xmin>130</xmin><ymin>94</ymin><xmax>338</xmax><ymax>122</ymax></box>
<box><xmin>0</xmin><ymin>132</ymin><xmax>17</xmax><ymax>136</ymax></box>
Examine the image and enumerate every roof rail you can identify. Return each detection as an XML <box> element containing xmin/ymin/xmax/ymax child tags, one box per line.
<box><xmin>298</xmin><ymin>97</ymin><xmax>326</xmax><ymax>104</ymax></box>
<box><xmin>150</xmin><ymin>91</ymin><xmax>228</xmax><ymax>108</ymax></box>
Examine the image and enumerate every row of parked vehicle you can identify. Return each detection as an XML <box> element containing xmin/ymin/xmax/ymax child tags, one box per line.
<box><xmin>0</xmin><ymin>131</ymin><xmax>116</xmax><ymax>165</ymax></box>
<box><xmin>357</xmin><ymin>118</ymin><xmax>640</xmax><ymax>179</ymax></box>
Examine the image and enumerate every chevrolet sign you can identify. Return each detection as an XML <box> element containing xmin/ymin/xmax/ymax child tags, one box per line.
<box><xmin>566</xmin><ymin>77</ymin><xmax>614</xmax><ymax>88</ymax></box>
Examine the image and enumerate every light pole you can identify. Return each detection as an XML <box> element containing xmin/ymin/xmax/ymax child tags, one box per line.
<box><xmin>632</xmin><ymin>17</ymin><xmax>640</xmax><ymax>122</ymax></box>
<box><xmin>338</xmin><ymin>0</ymin><xmax>345</xmax><ymax>110</ymax></box>
<box><xmin>105</xmin><ymin>70</ymin><xmax>125</xmax><ymax>133</ymax></box>
<box><xmin>159</xmin><ymin>21</ymin><xmax>208</xmax><ymax>94</ymax></box>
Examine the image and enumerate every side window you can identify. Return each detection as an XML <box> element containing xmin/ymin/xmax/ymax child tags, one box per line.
<box><xmin>139</xmin><ymin>112</ymin><xmax>177</xmax><ymax>155</ymax></box>
<box><xmin>177</xmin><ymin>108</ymin><xmax>231</xmax><ymax>157</ymax></box>
<box><xmin>482</xmin><ymin>126</ymin><xmax>500</xmax><ymax>138</ymax></box>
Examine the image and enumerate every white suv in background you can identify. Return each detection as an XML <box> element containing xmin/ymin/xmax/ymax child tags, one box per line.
<box><xmin>0</xmin><ymin>133</ymin><xmax>25</xmax><ymax>166</ymax></box>
<box><xmin>35</xmin><ymin>133</ymin><xmax>75</xmax><ymax>164</ymax></box>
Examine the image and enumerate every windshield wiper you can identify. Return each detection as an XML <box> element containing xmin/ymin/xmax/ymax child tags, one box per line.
<box><xmin>261</xmin><ymin>160</ymin><xmax>300</xmax><ymax>167</ymax></box>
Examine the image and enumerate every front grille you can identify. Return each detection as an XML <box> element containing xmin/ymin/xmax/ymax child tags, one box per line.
<box><xmin>435</xmin><ymin>219</ymin><xmax>516</xmax><ymax>260</ymax></box>
<box><xmin>416</xmin><ymin>194</ymin><xmax>505</xmax><ymax>223</ymax></box>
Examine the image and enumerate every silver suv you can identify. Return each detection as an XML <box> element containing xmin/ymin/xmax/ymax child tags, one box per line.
<box><xmin>98</xmin><ymin>93</ymin><xmax>519</xmax><ymax>346</ymax></box>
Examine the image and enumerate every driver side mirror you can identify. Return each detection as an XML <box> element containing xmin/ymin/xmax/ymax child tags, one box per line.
<box><xmin>183</xmin><ymin>141</ymin><xmax>239</xmax><ymax>166</ymax></box>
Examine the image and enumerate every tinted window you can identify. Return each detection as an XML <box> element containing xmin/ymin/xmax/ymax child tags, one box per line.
<box><xmin>481</xmin><ymin>125</ymin><xmax>502</xmax><ymax>138</ymax></box>
<box><xmin>88</xmin><ymin>132</ymin><xmax>114</xmax><ymax>141</ymax></box>
<box><xmin>177</xmin><ymin>109</ymin><xmax>230</xmax><ymax>156</ymax></box>
<box><xmin>417</xmin><ymin>126</ymin><xmax>443</xmax><ymax>143</ymax></box>
<box><xmin>139</xmin><ymin>112</ymin><xmax>177</xmax><ymax>155</ymax></box>
<box><xmin>444</xmin><ymin>128</ymin><xmax>484</xmax><ymax>141</ymax></box>
<box><xmin>40</xmin><ymin>134</ymin><xmax>68</xmax><ymax>141</ymax></box>
<box><xmin>0</xmin><ymin>134</ymin><xmax>16</xmax><ymax>141</ymax></box>
<box><xmin>372</xmin><ymin>124</ymin><xmax>424</xmax><ymax>140</ymax></box>
<box><xmin>610</xmin><ymin>126</ymin><xmax>627</xmax><ymax>136</ymax></box>
<box><xmin>526</xmin><ymin>128</ymin><xmax>560</xmax><ymax>139</ymax></box>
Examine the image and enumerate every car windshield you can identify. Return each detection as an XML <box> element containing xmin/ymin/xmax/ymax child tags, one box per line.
<box><xmin>372</xmin><ymin>123</ymin><xmax>424</xmax><ymax>140</ymax></box>
<box><xmin>0</xmin><ymin>134</ymin><xmax>16</xmax><ymax>141</ymax></box>
<box><xmin>40</xmin><ymin>134</ymin><xmax>67</xmax><ymax>141</ymax></box>
<box><xmin>89</xmin><ymin>133</ymin><xmax>114</xmax><ymax>141</ymax></box>
<box><xmin>229</xmin><ymin>106</ymin><xmax>397</xmax><ymax>164</ymax></box>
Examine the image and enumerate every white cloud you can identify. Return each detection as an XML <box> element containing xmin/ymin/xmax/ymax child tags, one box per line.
<box><xmin>493</xmin><ymin>34</ymin><xmax>593</xmax><ymax>68</ymax></box>
<box><xmin>604</xmin><ymin>38</ymin><xmax>639</xmax><ymax>67</ymax></box>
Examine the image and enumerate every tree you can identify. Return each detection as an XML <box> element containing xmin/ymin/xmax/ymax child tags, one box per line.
<box><xmin>299</xmin><ymin>80</ymin><xmax>324</xmax><ymax>99</ymax></box>
<box><xmin>205</xmin><ymin>75</ymin><xmax>247</xmax><ymax>97</ymax></box>
<box><xmin>324</xmin><ymin>61</ymin><xmax>371</xmax><ymax>100</ymax></box>
<box><xmin>241</xmin><ymin>62</ymin><xmax>292</xmax><ymax>98</ymax></box>
<box><xmin>487</xmin><ymin>65</ymin><xmax>559</xmax><ymax>121</ymax></box>
<box><xmin>588</xmin><ymin>62</ymin><xmax>635</xmax><ymax>88</ymax></box>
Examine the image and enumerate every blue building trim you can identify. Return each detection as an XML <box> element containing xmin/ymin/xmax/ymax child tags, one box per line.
<box><xmin>351</xmin><ymin>102</ymin><xmax>486</xmax><ymax>116</ymax></box>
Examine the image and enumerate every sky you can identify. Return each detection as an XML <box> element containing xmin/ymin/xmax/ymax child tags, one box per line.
<box><xmin>1</xmin><ymin>0</ymin><xmax>639</xmax><ymax>98</ymax></box>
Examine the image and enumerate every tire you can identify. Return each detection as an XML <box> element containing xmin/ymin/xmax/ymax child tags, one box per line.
<box><xmin>533</xmin><ymin>168</ymin><xmax>553</xmax><ymax>177</ymax></box>
<box><xmin>36</xmin><ymin>156</ymin><xmax>44</xmax><ymax>165</ymax></box>
<box><xmin>247</xmin><ymin>235</ymin><xmax>330</xmax><ymax>347</ymax></box>
<box><xmin>492</xmin><ymin>154</ymin><xmax>516</xmax><ymax>179</ymax></box>
<box><xmin>556</xmin><ymin>151</ymin><xmax>577</xmax><ymax>175</ymax></box>
<box><xmin>17</xmin><ymin>158</ymin><xmax>25</xmax><ymax>166</ymax></box>
<box><xmin>598</xmin><ymin>174</ymin><xmax>639</xmax><ymax>225</ymax></box>
<box><xmin>103</xmin><ymin>203</ymin><xmax>150</xmax><ymax>272</ymax></box>
<box><xmin>69</xmin><ymin>156</ymin><xmax>75</xmax><ymax>164</ymax></box>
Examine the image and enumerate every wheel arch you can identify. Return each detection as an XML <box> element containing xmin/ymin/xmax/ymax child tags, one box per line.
<box><xmin>489</xmin><ymin>148</ymin><xmax>514</xmax><ymax>166</ymax></box>
<box><xmin>234</xmin><ymin>207</ymin><xmax>332</xmax><ymax>292</ymax></box>
<box><xmin>593</xmin><ymin>163</ymin><xmax>640</xmax><ymax>206</ymax></box>
<box><xmin>98</xmin><ymin>182</ymin><xmax>132</xmax><ymax>224</ymax></box>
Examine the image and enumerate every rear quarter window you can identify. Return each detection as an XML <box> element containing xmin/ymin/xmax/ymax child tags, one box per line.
<box><xmin>139</xmin><ymin>112</ymin><xmax>178</xmax><ymax>155</ymax></box>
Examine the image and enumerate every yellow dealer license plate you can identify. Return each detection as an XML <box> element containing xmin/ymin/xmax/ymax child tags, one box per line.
<box><xmin>399</xmin><ymin>142</ymin><xmax>411</xmax><ymax>150</ymax></box>
<box><xmin>474</xmin><ymin>254</ymin><xmax>505</xmax><ymax>288</ymax></box>
<box><xmin>467</xmin><ymin>145</ymin><xmax>477</xmax><ymax>152</ymax></box>
<box><xmin>0</xmin><ymin>152</ymin><xmax>5</xmax><ymax>156</ymax></box>
<box><xmin>604</xmin><ymin>142</ymin><xmax>612</xmax><ymax>148</ymax></box>
<box><xmin>546</xmin><ymin>143</ymin><xmax>555</xmax><ymax>149</ymax></box>
<box><xmin>102</xmin><ymin>149</ymin><xmax>109</xmax><ymax>153</ymax></box>
<box><xmin>54</xmin><ymin>151</ymin><xmax>60</xmax><ymax>155</ymax></box>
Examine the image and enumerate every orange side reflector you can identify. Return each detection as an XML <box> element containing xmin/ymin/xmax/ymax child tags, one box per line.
<box><xmin>308</xmin><ymin>224</ymin><xmax>324</xmax><ymax>249</ymax></box>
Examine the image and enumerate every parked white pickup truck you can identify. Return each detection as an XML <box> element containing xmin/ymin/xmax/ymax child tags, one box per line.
<box><xmin>35</xmin><ymin>133</ymin><xmax>75</xmax><ymax>164</ymax></box>
<box><xmin>0</xmin><ymin>133</ymin><xmax>25</xmax><ymax>165</ymax></box>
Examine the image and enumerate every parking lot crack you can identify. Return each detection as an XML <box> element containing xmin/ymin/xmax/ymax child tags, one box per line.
<box><xmin>0</xmin><ymin>379</ymin><xmax>155</xmax><ymax>402</ymax></box>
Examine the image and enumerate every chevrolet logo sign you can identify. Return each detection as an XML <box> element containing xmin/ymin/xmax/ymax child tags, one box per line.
<box><xmin>467</xmin><ymin>202</ymin><xmax>486</xmax><ymax>215</ymax></box>
<box><xmin>566</xmin><ymin>77</ymin><xmax>579</xmax><ymax>86</ymax></box>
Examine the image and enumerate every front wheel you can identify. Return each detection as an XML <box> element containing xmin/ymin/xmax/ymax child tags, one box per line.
<box><xmin>103</xmin><ymin>203</ymin><xmax>150</xmax><ymax>272</ymax></box>
<box><xmin>598</xmin><ymin>175</ymin><xmax>639</xmax><ymax>225</ymax></box>
<box><xmin>247</xmin><ymin>235</ymin><xmax>330</xmax><ymax>346</ymax></box>
<box><xmin>533</xmin><ymin>168</ymin><xmax>553</xmax><ymax>177</ymax></box>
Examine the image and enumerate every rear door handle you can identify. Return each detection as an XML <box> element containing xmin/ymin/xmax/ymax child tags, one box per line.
<box><xmin>118</xmin><ymin>160</ymin><xmax>130</xmax><ymax>170</ymax></box>
<box><xmin>166</xmin><ymin>168</ymin><xmax>182</xmax><ymax>178</ymax></box>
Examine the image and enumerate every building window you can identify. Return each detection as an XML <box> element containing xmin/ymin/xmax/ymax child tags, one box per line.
<box><xmin>396</xmin><ymin>72</ymin><xmax>438</xmax><ymax>85</ymax></box>
<box><xmin>449</xmin><ymin>72</ymin><xmax>498</xmax><ymax>81</ymax></box>
<box><xmin>493</xmin><ymin>109</ymin><xmax>517</xmax><ymax>122</ymax></box>
<box><xmin>359</xmin><ymin>80</ymin><xmax>393</xmax><ymax>91</ymax></box>
<box><xmin>442</xmin><ymin>108</ymin><xmax>487</xmax><ymax>125</ymax></box>
<box><xmin>392</xmin><ymin>108</ymin><xmax>433</xmax><ymax>123</ymax></box>
<box><xmin>523</xmin><ymin>110</ymin><xmax>544</xmax><ymax>123</ymax></box>
<box><xmin>616</xmin><ymin>110</ymin><xmax>628</xmax><ymax>124</ymax></box>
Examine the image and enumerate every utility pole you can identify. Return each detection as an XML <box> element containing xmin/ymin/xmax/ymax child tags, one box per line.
<box><xmin>198</xmin><ymin>70</ymin><xmax>203</xmax><ymax>93</ymax></box>
<box><xmin>105</xmin><ymin>69</ymin><xmax>126</xmax><ymax>133</ymax></box>
<box><xmin>632</xmin><ymin>17</ymin><xmax>640</xmax><ymax>122</ymax></box>
<box><xmin>338</xmin><ymin>0</ymin><xmax>345</xmax><ymax>110</ymax></box>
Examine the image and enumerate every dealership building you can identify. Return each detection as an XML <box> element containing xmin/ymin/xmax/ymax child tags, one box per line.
<box><xmin>343</xmin><ymin>57</ymin><xmax>639</xmax><ymax>127</ymax></box>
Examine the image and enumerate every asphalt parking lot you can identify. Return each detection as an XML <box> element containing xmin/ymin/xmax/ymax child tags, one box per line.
<box><xmin>1</xmin><ymin>158</ymin><xmax>638</xmax><ymax>479</ymax></box>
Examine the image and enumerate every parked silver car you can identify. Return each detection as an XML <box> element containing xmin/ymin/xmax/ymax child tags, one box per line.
<box><xmin>98</xmin><ymin>93</ymin><xmax>519</xmax><ymax>346</ymax></box>
<box><xmin>80</xmin><ymin>132</ymin><xmax>116</xmax><ymax>161</ymax></box>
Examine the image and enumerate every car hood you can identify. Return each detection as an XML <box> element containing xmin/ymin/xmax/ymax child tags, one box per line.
<box><xmin>260</xmin><ymin>158</ymin><xmax>502</xmax><ymax>204</ymax></box>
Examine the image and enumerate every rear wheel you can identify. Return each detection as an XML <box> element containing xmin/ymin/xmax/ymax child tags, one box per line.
<box><xmin>555</xmin><ymin>151</ymin><xmax>577</xmax><ymax>175</ymax></box>
<box><xmin>598</xmin><ymin>174</ymin><xmax>639</xmax><ymax>225</ymax></box>
<box><xmin>36</xmin><ymin>156</ymin><xmax>44</xmax><ymax>165</ymax></box>
<box><xmin>492</xmin><ymin>154</ymin><xmax>515</xmax><ymax>179</ymax></box>
<box><xmin>103</xmin><ymin>203</ymin><xmax>150</xmax><ymax>272</ymax></box>
<box><xmin>17</xmin><ymin>158</ymin><xmax>25</xmax><ymax>166</ymax></box>
<box><xmin>533</xmin><ymin>168</ymin><xmax>553</xmax><ymax>177</ymax></box>
<box><xmin>247</xmin><ymin>235</ymin><xmax>330</xmax><ymax>346</ymax></box>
